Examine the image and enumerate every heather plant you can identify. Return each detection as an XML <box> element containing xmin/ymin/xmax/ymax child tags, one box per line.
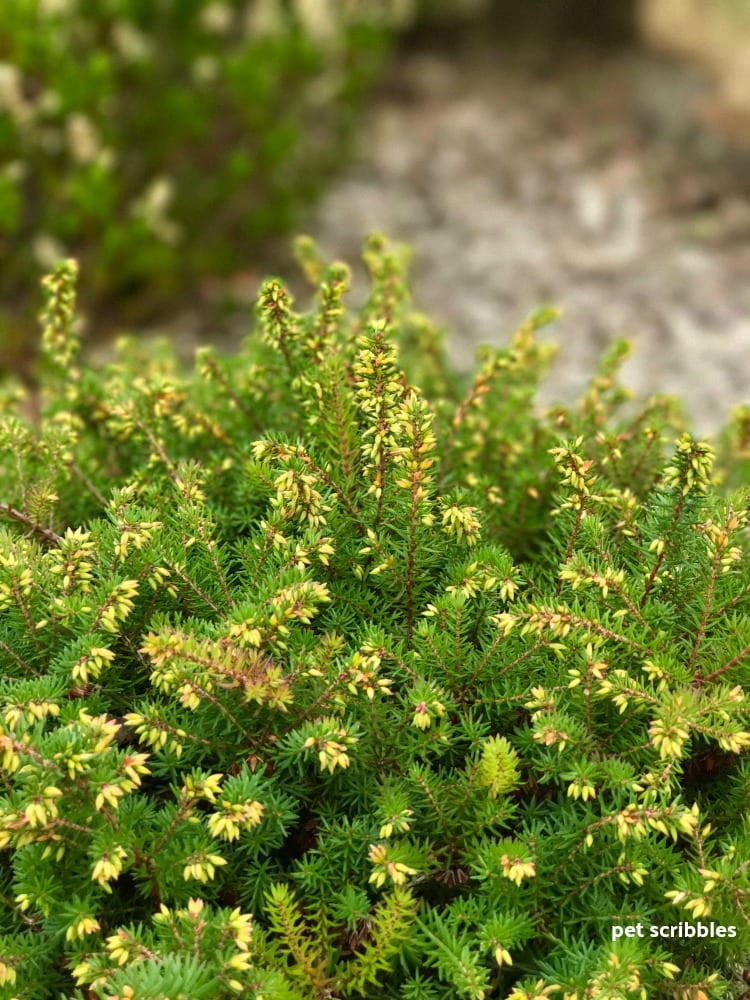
<box><xmin>0</xmin><ymin>0</ymin><xmax>410</xmax><ymax>368</ymax></box>
<box><xmin>0</xmin><ymin>237</ymin><xmax>749</xmax><ymax>999</ymax></box>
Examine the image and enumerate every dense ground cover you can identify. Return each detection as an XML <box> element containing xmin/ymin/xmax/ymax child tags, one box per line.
<box><xmin>0</xmin><ymin>240</ymin><xmax>748</xmax><ymax>998</ymax></box>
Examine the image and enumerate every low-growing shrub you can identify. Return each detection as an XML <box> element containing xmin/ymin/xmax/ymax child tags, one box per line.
<box><xmin>0</xmin><ymin>236</ymin><xmax>749</xmax><ymax>998</ymax></box>
<box><xmin>0</xmin><ymin>0</ymin><xmax>408</xmax><ymax>368</ymax></box>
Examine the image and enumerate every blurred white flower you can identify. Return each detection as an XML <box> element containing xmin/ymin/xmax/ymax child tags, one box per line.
<box><xmin>293</xmin><ymin>0</ymin><xmax>337</xmax><ymax>44</ymax></box>
<box><xmin>111</xmin><ymin>20</ymin><xmax>153</xmax><ymax>62</ymax></box>
<box><xmin>192</xmin><ymin>56</ymin><xmax>220</xmax><ymax>84</ymax></box>
<box><xmin>2</xmin><ymin>160</ymin><xmax>27</xmax><ymax>183</ymax></box>
<box><xmin>131</xmin><ymin>176</ymin><xmax>181</xmax><ymax>244</ymax></box>
<box><xmin>66</xmin><ymin>113</ymin><xmax>100</xmax><ymax>164</ymax></box>
<box><xmin>200</xmin><ymin>2</ymin><xmax>233</xmax><ymax>33</ymax></box>
<box><xmin>244</xmin><ymin>0</ymin><xmax>285</xmax><ymax>37</ymax></box>
<box><xmin>38</xmin><ymin>90</ymin><xmax>62</xmax><ymax>116</ymax></box>
<box><xmin>143</xmin><ymin>177</ymin><xmax>173</xmax><ymax>216</ymax></box>
<box><xmin>33</xmin><ymin>234</ymin><xmax>67</xmax><ymax>270</ymax></box>
<box><xmin>39</xmin><ymin>0</ymin><xmax>75</xmax><ymax>15</ymax></box>
<box><xmin>0</xmin><ymin>63</ymin><xmax>31</xmax><ymax>124</ymax></box>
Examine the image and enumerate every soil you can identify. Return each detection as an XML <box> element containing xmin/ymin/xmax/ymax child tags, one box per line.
<box><xmin>126</xmin><ymin>29</ymin><xmax>750</xmax><ymax>435</ymax></box>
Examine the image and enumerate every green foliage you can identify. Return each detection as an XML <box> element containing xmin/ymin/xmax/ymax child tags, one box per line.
<box><xmin>0</xmin><ymin>235</ymin><xmax>749</xmax><ymax>999</ymax></box>
<box><xmin>0</xmin><ymin>0</ymin><xmax>407</xmax><ymax>365</ymax></box>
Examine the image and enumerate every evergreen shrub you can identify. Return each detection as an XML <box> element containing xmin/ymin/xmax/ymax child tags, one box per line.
<box><xmin>0</xmin><ymin>236</ymin><xmax>749</xmax><ymax>999</ymax></box>
<box><xmin>0</xmin><ymin>0</ymin><xmax>406</xmax><ymax>359</ymax></box>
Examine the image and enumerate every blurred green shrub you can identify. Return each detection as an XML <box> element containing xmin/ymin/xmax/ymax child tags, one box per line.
<box><xmin>0</xmin><ymin>0</ymin><xmax>410</xmax><ymax>367</ymax></box>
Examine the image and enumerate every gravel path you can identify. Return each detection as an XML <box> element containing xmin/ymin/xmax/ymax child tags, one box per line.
<box><xmin>302</xmin><ymin>39</ymin><xmax>750</xmax><ymax>434</ymax></box>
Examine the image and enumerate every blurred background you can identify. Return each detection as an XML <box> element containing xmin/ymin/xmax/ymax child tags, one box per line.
<box><xmin>304</xmin><ymin>0</ymin><xmax>750</xmax><ymax>434</ymax></box>
<box><xmin>1</xmin><ymin>0</ymin><xmax>749</xmax><ymax>431</ymax></box>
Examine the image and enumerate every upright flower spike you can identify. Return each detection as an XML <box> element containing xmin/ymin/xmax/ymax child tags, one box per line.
<box><xmin>310</xmin><ymin>260</ymin><xmax>350</xmax><ymax>358</ymax></box>
<box><xmin>359</xmin><ymin>231</ymin><xmax>412</xmax><ymax>329</ymax></box>
<box><xmin>271</xmin><ymin>463</ymin><xmax>332</xmax><ymax>529</ymax></box>
<box><xmin>302</xmin><ymin>716</ymin><xmax>358</xmax><ymax>773</ymax></box>
<box><xmin>476</xmin><ymin>736</ymin><xmax>521</xmax><ymax>799</ymax></box>
<box><xmin>257</xmin><ymin>278</ymin><xmax>300</xmax><ymax>372</ymax></box>
<box><xmin>392</xmin><ymin>389</ymin><xmax>437</xmax><ymax>525</ymax></box>
<box><xmin>353</xmin><ymin>319</ymin><xmax>404</xmax><ymax>502</ymax></box>
<box><xmin>549</xmin><ymin>438</ymin><xmax>598</xmax><ymax>499</ymax></box>
<box><xmin>663</xmin><ymin>434</ymin><xmax>716</xmax><ymax>496</ymax></box>
<box><xmin>439</xmin><ymin>497</ymin><xmax>482</xmax><ymax>546</ymax></box>
<box><xmin>39</xmin><ymin>258</ymin><xmax>80</xmax><ymax>374</ymax></box>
